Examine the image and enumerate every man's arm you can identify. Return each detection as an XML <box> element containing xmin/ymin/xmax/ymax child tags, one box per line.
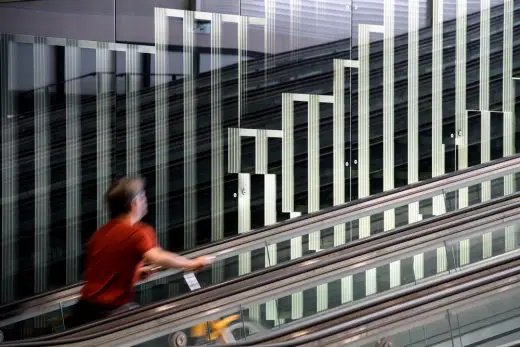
<box><xmin>143</xmin><ymin>247</ymin><xmax>213</xmax><ymax>271</ymax></box>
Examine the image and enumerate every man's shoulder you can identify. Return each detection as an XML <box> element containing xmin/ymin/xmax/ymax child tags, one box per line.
<box><xmin>134</xmin><ymin>222</ymin><xmax>155</xmax><ymax>232</ymax></box>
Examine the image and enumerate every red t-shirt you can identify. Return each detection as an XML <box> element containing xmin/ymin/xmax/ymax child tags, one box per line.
<box><xmin>81</xmin><ymin>219</ymin><xmax>157</xmax><ymax>308</ymax></box>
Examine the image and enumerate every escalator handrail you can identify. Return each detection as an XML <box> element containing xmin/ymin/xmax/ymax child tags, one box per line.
<box><xmin>3</xmin><ymin>197</ymin><xmax>520</xmax><ymax>346</ymax></box>
<box><xmin>2</xmin><ymin>154</ymin><xmax>520</xmax><ymax>319</ymax></box>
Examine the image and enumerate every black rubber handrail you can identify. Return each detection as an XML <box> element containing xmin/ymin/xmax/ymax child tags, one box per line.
<box><xmin>3</xmin><ymin>191</ymin><xmax>520</xmax><ymax>345</ymax></box>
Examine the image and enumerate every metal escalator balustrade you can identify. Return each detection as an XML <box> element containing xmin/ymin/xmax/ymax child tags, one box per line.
<box><xmin>126</xmin><ymin>220</ymin><xmax>520</xmax><ymax>347</ymax></box>
<box><xmin>352</xmin><ymin>284</ymin><xmax>520</xmax><ymax>347</ymax></box>
<box><xmin>4</xmin><ymin>196</ymin><xmax>520</xmax><ymax>347</ymax></box>
<box><xmin>1</xmin><ymin>156</ymin><xmax>520</xmax><ymax>342</ymax></box>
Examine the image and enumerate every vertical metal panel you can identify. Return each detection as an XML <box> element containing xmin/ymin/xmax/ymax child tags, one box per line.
<box><xmin>317</xmin><ymin>283</ymin><xmax>328</xmax><ymax>312</ymax></box>
<box><xmin>480</xmin><ymin>111</ymin><xmax>491</xmax><ymax>198</ymax></box>
<box><xmin>383</xmin><ymin>0</ymin><xmax>395</xmax><ymax>232</ymax></box>
<box><xmin>65</xmin><ymin>39</ymin><xmax>81</xmax><ymax>284</ymax></box>
<box><xmin>96</xmin><ymin>42</ymin><xmax>113</xmax><ymax>227</ymax></box>
<box><xmin>126</xmin><ymin>44</ymin><xmax>141</xmax><ymax>176</ymax></box>
<box><xmin>455</xmin><ymin>0</ymin><xmax>468</xmax><ymax>212</ymax></box>
<box><xmin>282</xmin><ymin>93</ymin><xmax>294</xmax><ymax>213</ymax></box>
<box><xmin>332</xmin><ymin>59</ymin><xmax>345</xmax><ymax>246</ymax></box>
<box><xmin>479</xmin><ymin>0</ymin><xmax>490</xmax><ymax>113</ymax></box>
<box><xmin>184</xmin><ymin>10</ymin><xmax>197</xmax><ymax>249</ymax></box>
<box><xmin>228</xmin><ymin>128</ymin><xmax>241</xmax><ymax>173</ymax></box>
<box><xmin>155</xmin><ymin>7</ymin><xmax>169</xmax><ymax>248</ymax></box>
<box><xmin>211</xmin><ymin>13</ymin><xmax>224</xmax><ymax>244</ymax></box>
<box><xmin>432</xmin><ymin>0</ymin><xmax>444</xmax><ymax>218</ymax></box>
<box><xmin>480</xmin><ymin>0</ymin><xmax>492</xmax><ymax>259</ymax></box>
<box><xmin>408</xmin><ymin>0</ymin><xmax>423</xmax><ymax>278</ymax></box>
<box><xmin>238</xmin><ymin>16</ymin><xmax>248</xmax><ymax>127</ymax></box>
<box><xmin>308</xmin><ymin>95</ymin><xmax>320</xmax><ymax>251</ymax></box>
<box><xmin>407</xmin><ymin>0</ymin><xmax>419</xmax><ymax>196</ymax></box>
<box><xmin>290</xmin><ymin>209</ymin><xmax>303</xmax><ymax>319</ymax></box>
<box><xmin>358</xmin><ymin>25</ymin><xmax>371</xmax><ymax>239</ymax></box>
<box><xmin>437</xmin><ymin>246</ymin><xmax>447</xmax><ymax>273</ymax></box>
<box><xmin>503</xmin><ymin>0</ymin><xmax>516</xmax><ymax>252</ymax></box>
<box><xmin>1</xmin><ymin>34</ymin><xmax>17</xmax><ymax>303</ymax></box>
<box><xmin>341</xmin><ymin>276</ymin><xmax>353</xmax><ymax>304</ymax></box>
<box><xmin>413</xmin><ymin>253</ymin><xmax>424</xmax><ymax>280</ymax></box>
<box><xmin>34</xmin><ymin>37</ymin><xmax>50</xmax><ymax>294</ymax></box>
<box><xmin>389</xmin><ymin>261</ymin><xmax>400</xmax><ymax>288</ymax></box>
<box><xmin>408</xmin><ymin>0</ymin><xmax>421</xmax><ymax>285</ymax></box>
<box><xmin>255</xmin><ymin>129</ymin><xmax>268</xmax><ymax>174</ymax></box>
<box><xmin>365</xmin><ymin>268</ymin><xmax>377</xmax><ymax>296</ymax></box>
<box><xmin>265</xmin><ymin>173</ymin><xmax>277</xmax><ymax>321</ymax></box>
<box><xmin>238</xmin><ymin>173</ymin><xmax>251</xmax><ymax>276</ymax></box>
<box><xmin>480</xmin><ymin>0</ymin><xmax>491</xmax><ymax>203</ymax></box>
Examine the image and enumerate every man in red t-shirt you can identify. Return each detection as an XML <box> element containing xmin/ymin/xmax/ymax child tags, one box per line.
<box><xmin>69</xmin><ymin>177</ymin><xmax>213</xmax><ymax>327</ymax></box>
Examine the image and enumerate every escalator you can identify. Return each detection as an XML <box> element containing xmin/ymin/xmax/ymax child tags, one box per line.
<box><xmin>206</xmin><ymin>252</ymin><xmax>520</xmax><ymax>347</ymax></box>
<box><xmin>2</xmin><ymin>161</ymin><xmax>520</xmax><ymax>345</ymax></box>
<box><xmin>2</xmin><ymin>190</ymin><xmax>520</xmax><ymax>346</ymax></box>
<box><xmin>0</xmin><ymin>155</ymin><xmax>520</xmax><ymax>337</ymax></box>
<box><xmin>1</xmin><ymin>155</ymin><xmax>520</xmax><ymax>342</ymax></box>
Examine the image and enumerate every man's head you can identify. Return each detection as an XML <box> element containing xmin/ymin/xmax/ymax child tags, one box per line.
<box><xmin>106</xmin><ymin>177</ymin><xmax>148</xmax><ymax>221</ymax></box>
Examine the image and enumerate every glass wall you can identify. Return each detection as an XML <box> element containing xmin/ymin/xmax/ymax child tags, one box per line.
<box><xmin>0</xmin><ymin>0</ymin><xmax>519</xmax><ymax>304</ymax></box>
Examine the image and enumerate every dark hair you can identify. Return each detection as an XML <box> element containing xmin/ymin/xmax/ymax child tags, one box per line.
<box><xmin>106</xmin><ymin>177</ymin><xmax>144</xmax><ymax>217</ymax></box>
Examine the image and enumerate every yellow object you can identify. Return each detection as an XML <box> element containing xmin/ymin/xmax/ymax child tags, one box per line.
<box><xmin>191</xmin><ymin>314</ymin><xmax>241</xmax><ymax>341</ymax></box>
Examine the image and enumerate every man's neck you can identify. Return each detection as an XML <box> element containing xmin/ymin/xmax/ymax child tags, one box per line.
<box><xmin>115</xmin><ymin>214</ymin><xmax>139</xmax><ymax>225</ymax></box>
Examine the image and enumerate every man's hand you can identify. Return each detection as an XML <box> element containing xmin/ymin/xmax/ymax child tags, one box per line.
<box><xmin>185</xmin><ymin>256</ymin><xmax>215</xmax><ymax>271</ymax></box>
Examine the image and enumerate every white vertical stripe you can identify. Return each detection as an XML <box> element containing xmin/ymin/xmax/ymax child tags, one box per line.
<box><xmin>365</xmin><ymin>268</ymin><xmax>377</xmax><ymax>296</ymax></box>
<box><xmin>228</xmin><ymin>128</ymin><xmax>241</xmax><ymax>174</ymax></box>
<box><xmin>358</xmin><ymin>25</ymin><xmax>371</xmax><ymax>239</ymax></box>
<box><xmin>432</xmin><ymin>0</ymin><xmax>444</xmax><ymax>220</ymax></box>
<box><xmin>256</xmin><ymin>129</ymin><xmax>268</xmax><ymax>174</ymax></box>
<box><xmin>460</xmin><ymin>239</ymin><xmax>470</xmax><ymax>266</ymax></box>
<box><xmin>282</xmin><ymin>93</ymin><xmax>294</xmax><ymax>213</ymax></box>
<box><xmin>211</xmin><ymin>13</ymin><xmax>224</xmax><ymax>242</ymax></box>
<box><xmin>480</xmin><ymin>0</ymin><xmax>492</xmax><ymax>259</ymax></box>
<box><xmin>238</xmin><ymin>16</ymin><xmax>248</xmax><ymax>127</ymax></box>
<box><xmin>1</xmin><ymin>34</ymin><xmax>17</xmax><ymax>303</ymax></box>
<box><xmin>238</xmin><ymin>173</ymin><xmax>251</xmax><ymax>276</ymax></box>
<box><xmin>432</xmin><ymin>0</ymin><xmax>445</xmax><ymax>268</ymax></box>
<box><xmin>125</xmin><ymin>45</ymin><xmax>141</xmax><ymax>176</ymax></box>
<box><xmin>96</xmin><ymin>42</ymin><xmax>112</xmax><ymax>227</ymax></box>
<box><xmin>308</xmin><ymin>94</ymin><xmax>320</xmax><ymax>251</ymax></box>
<box><xmin>183</xmin><ymin>11</ymin><xmax>197</xmax><ymax>249</ymax></box>
<box><xmin>34</xmin><ymin>37</ymin><xmax>50</xmax><ymax>294</ymax></box>
<box><xmin>408</xmin><ymin>0</ymin><xmax>423</xmax><ymax>277</ymax></box>
<box><xmin>503</xmin><ymin>0</ymin><xmax>516</xmax><ymax>252</ymax></box>
<box><xmin>437</xmin><ymin>246</ymin><xmax>447</xmax><ymax>273</ymax></box>
<box><xmin>341</xmin><ymin>276</ymin><xmax>353</xmax><ymax>304</ymax></box>
<box><xmin>333</xmin><ymin>59</ymin><xmax>345</xmax><ymax>246</ymax></box>
<box><xmin>383</xmin><ymin>0</ymin><xmax>395</xmax><ymax>232</ymax></box>
<box><xmin>155</xmin><ymin>8</ymin><xmax>169</xmax><ymax>248</ymax></box>
<box><xmin>455</xmin><ymin>0</ymin><xmax>468</xmax><ymax>213</ymax></box>
<box><xmin>210</xmin><ymin>13</ymin><xmax>224</xmax><ymax>285</ymax></box>
<box><xmin>65</xmin><ymin>40</ymin><xmax>81</xmax><ymax>284</ymax></box>
<box><xmin>413</xmin><ymin>253</ymin><xmax>424</xmax><ymax>280</ymax></box>
<box><xmin>264</xmin><ymin>174</ymin><xmax>277</xmax><ymax>269</ymax></box>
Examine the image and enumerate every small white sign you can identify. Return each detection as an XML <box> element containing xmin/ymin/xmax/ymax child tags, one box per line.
<box><xmin>183</xmin><ymin>272</ymin><xmax>201</xmax><ymax>291</ymax></box>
